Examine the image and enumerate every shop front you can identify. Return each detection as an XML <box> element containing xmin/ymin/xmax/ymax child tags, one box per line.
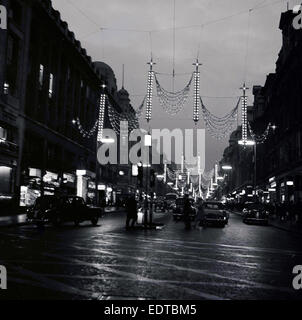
<box><xmin>20</xmin><ymin>169</ymin><xmax>62</xmax><ymax>207</ymax></box>
<box><xmin>76</xmin><ymin>169</ymin><xmax>96</xmax><ymax>203</ymax></box>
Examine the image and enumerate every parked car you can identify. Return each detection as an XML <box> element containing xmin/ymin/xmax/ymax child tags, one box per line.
<box><xmin>201</xmin><ymin>201</ymin><xmax>229</xmax><ymax>227</ymax></box>
<box><xmin>154</xmin><ymin>199</ymin><xmax>165</xmax><ymax>212</ymax></box>
<box><xmin>242</xmin><ymin>202</ymin><xmax>269</xmax><ymax>225</ymax></box>
<box><xmin>27</xmin><ymin>195</ymin><xmax>102</xmax><ymax>226</ymax></box>
<box><xmin>173</xmin><ymin>197</ymin><xmax>196</xmax><ymax>221</ymax></box>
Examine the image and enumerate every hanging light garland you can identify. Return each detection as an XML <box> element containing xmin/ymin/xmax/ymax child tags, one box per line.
<box><xmin>200</xmin><ymin>97</ymin><xmax>239</xmax><ymax>140</ymax></box>
<box><xmin>73</xmin><ymin>118</ymin><xmax>98</xmax><ymax>139</ymax></box>
<box><xmin>155</xmin><ymin>73</ymin><xmax>193</xmax><ymax>116</ymax></box>
<box><xmin>107</xmin><ymin>101</ymin><xmax>140</xmax><ymax>135</ymax></box>
<box><xmin>135</xmin><ymin>95</ymin><xmax>147</xmax><ymax>119</ymax></box>
<box><xmin>248</xmin><ymin>122</ymin><xmax>272</xmax><ymax>144</ymax></box>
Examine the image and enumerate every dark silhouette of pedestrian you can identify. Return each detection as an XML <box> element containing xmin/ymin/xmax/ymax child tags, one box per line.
<box><xmin>194</xmin><ymin>198</ymin><xmax>204</xmax><ymax>229</ymax></box>
<box><xmin>125</xmin><ymin>196</ymin><xmax>138</xmax><ymax>230</ymax></box>
<box><xmin>183</xmin><ymin>194</ymin><xmax>192</xmax><ymax>230</ymax></box>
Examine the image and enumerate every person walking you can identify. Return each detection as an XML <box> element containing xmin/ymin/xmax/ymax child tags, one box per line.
<box><xmin>194</xmin><ymin>198</ymin><xmax>205</xmax><ymax>229</ymax></box>
<box><xmin>125</xmin><ymin>196</ymin><xmax>138</xmax><ymax>230</ymax></box>
<box><xmin>183</xmin><ymin>194</ymin><xmax>192</xmax><ymax>230</ymax></box>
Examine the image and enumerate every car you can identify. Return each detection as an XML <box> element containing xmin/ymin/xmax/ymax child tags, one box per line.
<box><xmin>27</xmin><ymin>195</ymin><xmax>102</xmax><ymax>227</ymax></box>
<box><xmin>201</xmin><ymin>201</ymin><xmax>229</xmax><ymax>227</ymax></box>
<box><xmin>173</xmin><ymin>197</ymin><xmax>196</xmax><ymax>221</ymax></box>
<box><xmin>242</xmin><ymin>202</ymin><xmax>269</xmax><ymax>225</ymax></box>
<box><xmin>165</xmin><ymin>193</ymin><xmax>178</xmax><ymax>211</ymax></box>
<box><xmin>154</xmin><ymin>199</ymin><xmax>166</xmax><ymax>212</ymax></box>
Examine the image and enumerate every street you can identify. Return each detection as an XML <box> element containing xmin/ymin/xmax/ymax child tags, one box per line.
<box><xmin>0</xmin><ymin>210</ymin><xmax>302</xmax><ymax>300</ymax></box>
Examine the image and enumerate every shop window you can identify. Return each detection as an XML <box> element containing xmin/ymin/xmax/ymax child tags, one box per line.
<box><xmin>0</xmin><ymin>126</ymin><xmax>7</xmax><ymax>142</ymax></box>
<box><xmin>39</xmin><ymin>64</ymin><xmax>44</xmax><ymax>88</ymax></box>
<box><xmin>3</xmin><ymin>82</ymin><xmax>9</xmax><ymax>95</ymax></box>
<box><xmin>49</xmin><ymin>73</ymin><xmax>54</xmax><ymax>98</ymax></box>
<box><xmin>0</xmin><ymin>166</ymin><xmax>12</xmax><ymax>194</ymax></box>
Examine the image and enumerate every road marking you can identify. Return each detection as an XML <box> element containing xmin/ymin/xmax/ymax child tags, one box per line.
<box><xmin>44</xmin><ymin>252</ymin><xmax>227</xmax><ymax>300</ymax></box>
<box><xmin>69</xmin><ymin>245</ymin><xmax>292</xmax><ymax>293</ymax></box>
<box><xmin>90</xmin><ymin>239</ymin><xmax>279</xmax><ymax>273</ymax></box>
<box><xmin>102</xmin><ymin>233</ymin><xmax>302</xmax><ymax>256</ymax></box>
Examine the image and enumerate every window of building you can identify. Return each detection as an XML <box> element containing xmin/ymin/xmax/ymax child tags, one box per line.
<box><xmin>0</xmin><ymin>126</ymin><xmax>7</xmax><ymax>142</ymax></box>
<box><xmin>49</xmin><ymin>73</ymin><xmax>54</xmax><ymax>98</ymax></box>
<box><xmin>0</xmin><ymin>166</ymin><xmax>12</xmax><ymax>194</ymax></box>
<box><xmin>3</xmin><ymin>82</ymin><xmax>9</xmax><ymax>95</ymax></box>
<box><xmin>39</xmin><ymin>64</ymin><xmax>44</xmax><ymax>88</ymax></box>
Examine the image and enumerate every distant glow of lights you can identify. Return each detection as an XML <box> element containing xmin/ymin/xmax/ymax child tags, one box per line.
<box><xmin>193</xmin><ymin>59</ymin><xmax>201</xmax><ymax>123</ymax></box>
<box><xmin>97</xmin><ymin>93</ymin><xmax>106</xmax><ymax>142</ymax></box>
<box><xmin>119</xmin><ymin>171</ymin><xmax>125</xmax><ymax>176</ymax></box>
<box><xmin>286</xmin><ymin>181</ymin><xmax>294</xmax><ymax>186</ymax></box>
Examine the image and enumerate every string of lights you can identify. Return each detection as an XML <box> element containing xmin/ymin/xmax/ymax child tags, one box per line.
<box><xmin>107</xmin><ymin>101</ymin><xmax>140</xmax><ymax>135</ymax></box>
<box><xmin>155</xmin><ymin>73</ymin><xmax>192</xmax><ymax>116</ymax></box>
<box><xmin>135</xmin><ymin>95</ymin><xmax>147</xmax><ymax>119</ymax></box>
<box><xmin>248</xmin><ymin>122</ymin><xmax>272</xmax><ymax>144</ymax></box>
<box><xmin>73</xmin><ymin>117</ymin><xmax>98</xmax><ymax>139</ymax></box>
<box><xmin>200</xmin><ymin>97</ymin><xmax>239</xmax><ymax>140</ymax></box>
<box><xmin>97</xmin><ymin>93</ymin><xmax>106</xmax><ymax>142</ymax></box>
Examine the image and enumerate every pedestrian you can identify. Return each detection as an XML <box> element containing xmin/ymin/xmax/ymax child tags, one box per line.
<box><xmin>125</xmin><ymin>196</ymin><xmax>138</xmax><ymax>230</ymax></box>
<box><xmin>183</xmin><ymin>194</ymin><xmax>192</xmax><ymax>230</ymax></box>
<box><xmin>194</xmin><ymin>198</ymin><xmax>204</xmax><ymax>229</ymax></box>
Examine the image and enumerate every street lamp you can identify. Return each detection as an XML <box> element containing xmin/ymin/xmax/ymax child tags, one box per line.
<box><xmin>222</xmin><ymin>165</ymin><xmax>233</xmax><ymax>171</ymax></box>
<box><xmin>144</xmin><ymin>133</ymin><xmax>152</xmax><ymax>227</ymax></box>
<box><xmin>238</xmin><ymin>139</ymin><xmax>255</xmax><ymax>146</ymax></box>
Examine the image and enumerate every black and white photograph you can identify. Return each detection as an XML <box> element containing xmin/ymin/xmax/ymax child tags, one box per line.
<box><xmin>1</xmin><ymin>0</ymin><xmax>302</xmax><ymax>307</ymax></box>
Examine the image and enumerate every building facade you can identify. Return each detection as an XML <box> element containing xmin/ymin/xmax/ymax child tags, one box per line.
<box><xmin>221</xmin><ymin>8</ymin><xmax>302</xmax><ymax>204</ymax></box>
<box><xmin>0</xmin><ymin>0</ymin><xmax>141</xmax><ymax>210</ymax></box>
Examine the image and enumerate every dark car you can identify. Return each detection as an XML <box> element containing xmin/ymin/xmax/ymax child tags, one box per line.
<box><xmin>27</xmin><ymin>195</ymin><xmax>102</xmax><ymax>226</ymax></box>
<box><xmin>165</xmin><ymin>193</ymin><xmax>178</xmax><ymax>211</ymax></box>
<box><xmin>154</xmin><ymin>199</ymin><xmax>165</xmax><ymax>212</ymax></box>
<box><xmin>242</xmin><ymin>202</ymin><xmax>269</xmax><ymax>225</ymax></box>
<box><xmin>173</xmin><ymin>197</ymin><xmax>196</xmax><ymax>221</ymax></box>
<box><xmin>201</xmin><ymin>201</ymin><xmax>229</xmax><ymax>227</ymax></box>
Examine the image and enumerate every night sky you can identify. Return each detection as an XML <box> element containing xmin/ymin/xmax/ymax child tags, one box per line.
<box><xmin>52</xmin><ymin>0</ymin><xmax>294</xmax><ymax>170</ymax></box>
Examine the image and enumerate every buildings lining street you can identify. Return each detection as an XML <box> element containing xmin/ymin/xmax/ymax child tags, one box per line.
<box><xmin>1</xmin><ymin>0</ymin><xmax>302</xmax><ymax>301</ymax></box>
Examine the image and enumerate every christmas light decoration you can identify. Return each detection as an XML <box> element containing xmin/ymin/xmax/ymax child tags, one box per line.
<box><xmin>73</xmin><ymin>118</ymin><xmax>98</xmax><ymax>139</ymax></box>
<box><xmin>248</xmin><ymin>122</ymin><xmax>273</xmax><ymax>144</ymax></box>
<box><xmin>200</xmin><ymin>97</ymin><xmax>239</xmax><ymax>140</ymax></box>
<box><xmin>155</xmin><ymin>73</ymin><xmax>192</xmax><ymax>116</ymax></box>
<box><xmin>146</xmin><ymin>58</ymin><xmax>155</xmax><ymax>122</ymax></box>
<box><xmin>107</xmin><ymin>100</ymin><xmax>140</xmax><ymax>135</ymax></box>
<box><xmin>97</xmin><ymin>93</ymin><xmax>106</xmax><ymax>142</ymax></box>
<box><xmin>135</xmin><ymin>95</ymin><xmax>147</xmax><ymax>119</ymax></box>
<box><xmin>193</xmin><ymin>59</ymin><xmax>202</xmax><ymax>123</ymax></box>
<box><xmin>238</xmin><ymin>83</ymin><xmax>252</xmax><ymax>146</ymax></box>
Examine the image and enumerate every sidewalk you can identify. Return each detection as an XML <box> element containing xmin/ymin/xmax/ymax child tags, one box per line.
<box><xmin>269</xmin><ymin>217</ymin><xmax>302</xmax><ymax>236</ymax></box>
<box><xmin>230</xmin><ymin>210</ymin><xmax>302</xmax><ymax>236</ymax></box>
